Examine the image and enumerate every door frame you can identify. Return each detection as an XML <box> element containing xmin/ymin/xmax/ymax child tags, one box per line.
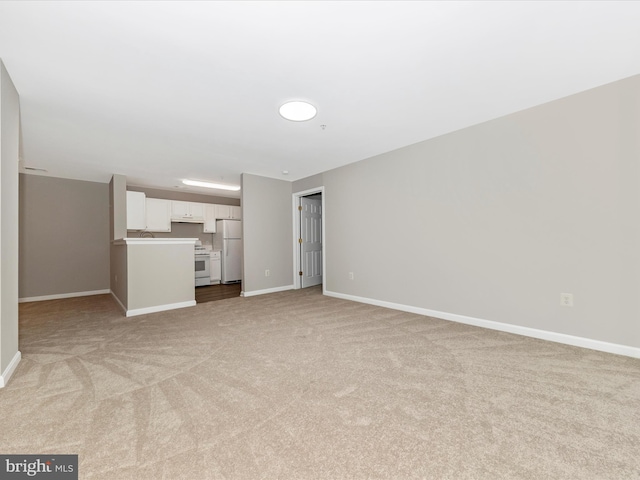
<box><xmin>292</xmin><ymin>187</ymin><xmax>325</xmax><ymax>291</ymax></box>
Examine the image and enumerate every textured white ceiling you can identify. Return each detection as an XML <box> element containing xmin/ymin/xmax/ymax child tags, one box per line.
<box><xmin>1</xmin><ymin>1</ymin><xmax>639</xmax><ymax>198</ymax></box>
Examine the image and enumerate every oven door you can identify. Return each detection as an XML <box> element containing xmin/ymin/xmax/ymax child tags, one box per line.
<box><xmin>195</xmin><ymin>254</ymin><xmax>211</xmax><ymax>286</ymax></box>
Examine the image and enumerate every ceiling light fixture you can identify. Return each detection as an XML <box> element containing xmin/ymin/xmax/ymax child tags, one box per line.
<box><xmin>182</xmin><ymin>179</ymin><xmax>241</xmax><ymax>191</ymax></box>
<box><xmin>279</xmin><ymin>101</ymin><xmax>317</xmax><ymax>122</ymax></box>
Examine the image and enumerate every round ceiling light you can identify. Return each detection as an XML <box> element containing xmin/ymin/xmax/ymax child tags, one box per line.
<box><xmin>279</xmin><ymin>101</ymin><xmax>317</xmax><ymax>122</ymax></box>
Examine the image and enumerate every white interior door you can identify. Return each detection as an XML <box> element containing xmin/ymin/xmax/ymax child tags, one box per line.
<box><xmin>300</xmin><ymin>196</ymin><xmax>322</xmax><ymax>288</ymax></box>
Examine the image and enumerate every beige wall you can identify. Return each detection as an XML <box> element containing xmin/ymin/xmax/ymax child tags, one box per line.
<box><xmin>110</xmin><ymin>243</ymin><xmax>127</xmax><ymax>309</ymax></box>
<box><xmin>319</xmin><ymin>74</ymin><xmax>640</xmax><ymax>349</ymax></box>
<box><xmin>109</xmin><ymin>174</ymin><xmax>127</xmax><ymax>309</ymax></box>
<box><xmin>292</xmin><ymin>173</ymin><xmax>324</xmax><ymax>194</ymax></box>
<box><xmin>19</xmin><ymin>174</ymin><xmax>110</xmax><ymax>299</ymax></box>
<box><xmin>111</xmin><ymin>174</ymin><xmax>127</xmax><ymax>241</ymax></box>
<box><xmin>241</xmin><ymin>173</ymin><xmax>293</xmax><ymax>293</ymax></box>
<box><xmin>126</xmin><ymin>243</ymin><xmax>194</xmax><ymax>311</ymax></box>
<box><xmin>1</xmin><ymin>60</ymin><xmax>20</xmax><ymax>381</ymax></box>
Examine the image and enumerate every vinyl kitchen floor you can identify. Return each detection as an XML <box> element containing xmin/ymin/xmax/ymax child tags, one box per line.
<box><xmin>195</xmin><ymin>282</ymin><xmax>242</xmax><ymax>304</ymax></box>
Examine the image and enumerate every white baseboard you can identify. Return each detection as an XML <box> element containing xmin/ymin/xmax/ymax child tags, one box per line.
<box><xmin>110</xmin><ymin>291</ymin><xmax>127</xmax><ymax>314</ymax></box>
<box><xmin>324</xmin><ymin>290</ymin><xmax>640</xmax><ymax>359</ymax></box>
<box><xmin>125</xmin><ymin>300</ymin><xmax>196</xmax><ymax>317</ymax></box>
<box><xmin>19</xmin><ymin>289</ymin><xmax>111</xmax><ymax>303</ymax></box>
<box><xmin>241</xmin><ymin>284</ymin><xmax>294</xmax><ymax>297</ymax></box>
<box><xmin>0</xmin><ymin>351</ymin><xmax>21</xmax><ymax>388</ymax></box>
<box><xmin>110</xmin><ymin>291</ymin><xmax>196</xmax><ymax>317</ymax></box>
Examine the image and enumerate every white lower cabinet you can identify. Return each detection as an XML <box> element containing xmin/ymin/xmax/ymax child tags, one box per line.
<box><xmin>210</xmin><ymin>251</ymin><xmax>221</xmax><ymax>284</ymax></box>
<box><xmin>145</xmin><ymin>198</ymin><xmax>171</xmax><ymax>232</ymax></box>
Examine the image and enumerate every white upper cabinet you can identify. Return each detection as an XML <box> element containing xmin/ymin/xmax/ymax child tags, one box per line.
<box><xmin>215</xmin><ymin>204</ymin><xmax>242</xmax><ymax>220</ymax></box>
<box><xmin>129</xmin><ymin>197</ymin><xmax>240</xmax><ymax>229</ymax></box>
<box><xmin>189</xmin><ymin>202</ymin><xmax>205</xmax><ymax>220</ymax></box>
<box><xmin>170</xmin><ymin>200</ymin><xmax>189</xmax><ymax>219</ymax></box>
<box><xmin>145</xmin><ymin>198</ymin><xmax>171</xmax><ymax>232</ymax></box>
<box><xmin>126</xmin><ymin>191</ymin><xmax>146</xmax><ymax>230</ymax></box>
<box><xmin>203</xmin><ymin>204</ymin><xmax>217</xmax><ymax>233</ymax></box>
<box><xmin>230</xmin><ymin>206</ymin><xmax>242</xmax><ymax>220</ymax></box>
<box><xmin>171</xmin><ymin>201</ymin><xmax>204</xmax><ymax>222</ymax></box>
<box><xmin>214</xmin><ymin>204</ymin><xmax>229</xmax><ymax>219</ymax></box>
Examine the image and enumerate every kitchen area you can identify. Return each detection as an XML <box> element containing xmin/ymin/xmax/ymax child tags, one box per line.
<box><xmin>125</xmin><ymin>189</ymin><xmax>242</xmax><ymax>294</ymax></box>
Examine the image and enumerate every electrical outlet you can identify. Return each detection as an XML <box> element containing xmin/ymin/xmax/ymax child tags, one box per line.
<box><xmin>348</xmin><ymin>272</ymin><xmax>354</xmax><ymax>280</ymax></box>
<box><xmin>265</xmin><ymin>269</ymin><xmax>270</xmax><ymax>277</ymax></box>
<box><xmin>560</xmin><ymin>293</ymin><xmax>573</xmax><ymax>307</ymax></box>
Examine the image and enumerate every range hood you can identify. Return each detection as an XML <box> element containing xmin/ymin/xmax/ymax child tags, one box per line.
<box><xmin>171</xmin><ymin>218</ymin><xmax>204</xmax><ymax>224</ymax></box>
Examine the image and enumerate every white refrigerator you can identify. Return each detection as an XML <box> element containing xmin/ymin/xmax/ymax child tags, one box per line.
<box><xmin>214</xmin><ymin>219</ymin><xmax>242</xmax><ymax>284</ymax></box>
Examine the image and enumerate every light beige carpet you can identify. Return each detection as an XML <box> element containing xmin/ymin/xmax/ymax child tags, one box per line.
<box><xmin>3</xmin><ymin>286</ymin><xmax>640</xmax><ymax>479</ymax></box>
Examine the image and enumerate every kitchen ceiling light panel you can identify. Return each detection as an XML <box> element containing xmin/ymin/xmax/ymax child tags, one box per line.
<box><xmin>279</xmin><ymin>101</ymin><xmax>317</xmax><ymax>121</ymax></box>
<box><xmin>182</xmin><ymin>179</ymin><xmax>241</xmax><ymax>191</ymax></box>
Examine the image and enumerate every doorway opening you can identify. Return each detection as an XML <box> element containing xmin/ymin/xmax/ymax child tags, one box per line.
<box><xmin>293</xmin><ymin>187</ymin><xmax>325</xmax><ymax>290</ymax></box>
